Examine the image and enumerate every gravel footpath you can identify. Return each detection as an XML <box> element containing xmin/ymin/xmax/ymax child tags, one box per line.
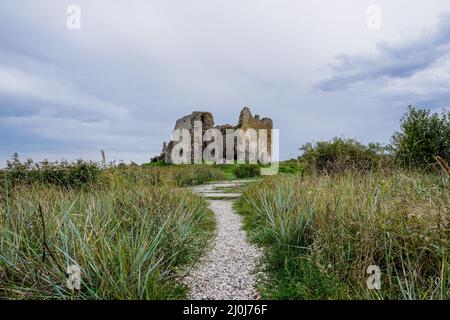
<box><xmin>183</xmin><ymin>181</ymin><xmax>261</xmax><ymax>300</ymax></box>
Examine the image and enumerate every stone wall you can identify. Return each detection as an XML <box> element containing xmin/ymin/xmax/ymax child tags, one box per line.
<box><xmin>156</xmin><ymin>107</ymin><xmax>272</xmax><ymax>164</ymax></box>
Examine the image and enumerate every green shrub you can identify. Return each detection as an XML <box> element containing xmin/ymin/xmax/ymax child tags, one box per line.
<box><xmin>1</xmin><ymin>155</ymin><xmax>225</xmax><ymax>190</ymax></box>
<box><xmin>299</xmin><ymin>138</ymin><xmax>390</xmax><ymax>174</ymax></box>
<box><xmin>278</xmin><ymin>160</ymin><xmax>305</xmax><ymax>174</ymax></box>
<box><xmin>121</xmin><ymin>165</ymin><xmax>225</xmax><ymax>187</ymax></box>
<box><xmin>2</xmin><ymin>155</ymin><xmax>102</xmax><ymax>188</ymax></box>
<box><xmin>236</xmin><ymin>172</ymin><xmax>450</xmax><ymax>299</ymax></box>
<box><xmin>392</xmin><ymin>106</ymin><xmax>450</xmax><ymax>170</ymax></box>
<box><xmin>233</xmin><ymin>164</ymin><xmax>260</xmax><ymax>179</ymax></box>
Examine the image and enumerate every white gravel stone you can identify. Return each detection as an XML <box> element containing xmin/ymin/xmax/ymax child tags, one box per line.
<box><xmin>183</xmin><ymin>181</ymin><xmax>262</xmax><ymax>300</ymax></box>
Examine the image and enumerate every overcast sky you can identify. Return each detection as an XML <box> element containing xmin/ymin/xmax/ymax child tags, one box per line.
<box><xmin>1</xmin><ymin>0</ymin><xmax>449</xmax><ymax>164</ymax></box>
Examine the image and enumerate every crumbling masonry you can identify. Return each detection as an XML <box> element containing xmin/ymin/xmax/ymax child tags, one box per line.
<box><xmin>152</xmin><ymin>107</ymin><xmax>273</xmax><ymax>164</ymax></box>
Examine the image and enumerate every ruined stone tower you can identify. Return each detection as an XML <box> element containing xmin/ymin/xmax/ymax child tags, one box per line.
<box><xmin>154</xmin><ymin>107</ymin><xmax>273</xmax><ymax>164</ymax></box>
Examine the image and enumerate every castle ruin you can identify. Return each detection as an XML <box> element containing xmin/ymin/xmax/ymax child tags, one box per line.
<box><xmin>152</xmin><ymin>107</ymin><xmax>273</xmax><ymax>164</ymax></box>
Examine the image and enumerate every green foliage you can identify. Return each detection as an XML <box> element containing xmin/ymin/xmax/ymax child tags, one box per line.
<box><xmin>233</xmin><ymin>164</ymin><xmax>260</xmax><ymax>179</ymax></box>
<box><xmin>215</xmin><ymin>160</ymin><xmax>304</xmax><ymax>180</ymax></box>
<box><xmin>2</xmin><ymin>155</ymin><xmax>102</xmax><ymax>188</ymax></box>
<box><xmin>0</xmin><ymin>159</ymin><xmax>225</xmax><ymax>299</ymax></box>
<box><xmin>0</xmin><ymin>167</ymin><xmax>215</xmax><ymax>299</ymax></box>
<box><xmin>278</xmin><ymin>160</ymin><xmax>305</xmax><ymax>175</ymax></box>
<box><xmin>392</xmin><ymin>106</ymin><xmax>450</xmax><ymax>169</ymax></box>
<box><xmin>214</xmin><ymin>163</ymin><xmax>238</xmax><ymax>180</ymax></box>
<box><xmin>126</xmin><ymin>165</ymin><xmax>225</xmax><ymax>187</ymax></box>
<box><xmin>299</xmin><ymin>138</ymin><xmax>391</xmax><ymax>174</ymax></box>
<box><xmin>0</xmin><ymin>155</ymin><xmax>225</xmax><ymax>190</ymax></box>
<box><xmin>236</xmin><ymin>172</ymin><xmax>450</xmax><ymax>300</ymax></box>
<box><xmin>169</xmin><ymin>165</ymin><xmax>226</xmax><ymax>186</ymax></box>
<box><xmin>141</xmin><ymin>160</ymin><xmax>168</xmax><ymax>168</ymax></box>
<box><xmin>256</xmin><ymin>249</ymin><xmax>347</xmax><ymax>300</ymax></box>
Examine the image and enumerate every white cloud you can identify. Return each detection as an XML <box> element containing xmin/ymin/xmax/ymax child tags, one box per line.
<box><xmin>383</xmin><ymin>55</ymin><xmax>450</xmax><ymax>104</ymax></box>
<box><xmin>0</xmin><ymin>65</ymin><xmax>128</xmax><ymax>120</ymax></box>
<box><xmin>319</xmin><ymin>13</ymin><xmax>450</xmax><ymax>91</ymax></box>
<box><xmin>1</xmin><ymin>0</ymin><xmax>450</xmax><ymax>163</ymax></box>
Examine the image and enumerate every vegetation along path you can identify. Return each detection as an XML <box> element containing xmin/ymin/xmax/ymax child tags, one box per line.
<box><xmin>183</xmin><ymin>180</ymin><xmax>262</xmax><ymax>300</ymax></box>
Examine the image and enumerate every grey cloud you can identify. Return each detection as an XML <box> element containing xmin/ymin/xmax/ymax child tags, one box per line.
<box><xmin>1</xmin><ymin>1</ymin><xmax>450</xmax><ymax>165</ymax></box>
<box><xmin>319</xmin><ymin>13</ymin><xmax>450</xmax><ymax>91</ymax></box>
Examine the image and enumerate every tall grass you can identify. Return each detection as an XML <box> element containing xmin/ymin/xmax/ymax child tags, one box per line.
<box><xmin>1</xmin><ymin>157</ymin><xmax>226</xmax><ymax>189</ymax></box>
<box><xmin>0</xmin><ymin>165</ymin><xmax>221</xmax><ymax>299</ymax></box>
<box><xmin>236</xmin><ymin>171</ymin><xmax>449</xmax><ymax>299</ymax></box>
<box><xmin>0</xmin><ymin>158</ymin><xmax>102</xmax><ymax>188</ymax></box>
<box><xmin>233</xmin><ymin>164</ymin><xmax>260</xmax><ymax>179</ymax></box>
